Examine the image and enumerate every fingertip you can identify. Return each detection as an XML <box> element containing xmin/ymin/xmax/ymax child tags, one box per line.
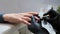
<box><xmin>28</xmin><ymin>23</ymin><xmax>31</xmax><ymax>25</ymax></box>
<box><xmin>24</xmin><ymin>20</ymin><xmax>31</xmax><ymax>25</ymax></box>
<box><xmin>35</xmin><ymin>16</ymin><xmax>40</xmax><ymax>20</ymax></box>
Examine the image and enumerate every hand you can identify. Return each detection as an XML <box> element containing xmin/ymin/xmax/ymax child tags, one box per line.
<box><xmin>3</xmin><ymin>12</ymin><xmax>39</xmax><ymax>25</ymax></box>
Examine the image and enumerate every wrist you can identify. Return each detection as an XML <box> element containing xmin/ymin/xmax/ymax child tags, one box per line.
<box><xmin>3</xmin><ymin>14</ymin><xmax>9</xmax><ymax>22</ymax></box>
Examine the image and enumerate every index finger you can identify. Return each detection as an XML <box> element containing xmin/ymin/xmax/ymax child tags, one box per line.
<box><xmin>27</xmin><ymin>12</ymin><xmax>38</xmax><ymax>15</ymax></box>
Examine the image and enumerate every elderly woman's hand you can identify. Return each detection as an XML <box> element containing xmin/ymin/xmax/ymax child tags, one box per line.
<box><xmin>3</xmin><ymin>12</ymin><xmax>39</xmax><ymax>25</ymax></box>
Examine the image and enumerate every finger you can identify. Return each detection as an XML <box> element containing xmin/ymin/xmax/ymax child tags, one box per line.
<box><xmin>18</xmin><ymin>13</ymin><xmax>33</xmax><ymax>17</ymax></box>
<box><xmin>22</xmin><ymin>17</ymin><xmax>31</xmax><ymax>21</ymax></box>
<box><xmin>27</xmin><ymin>12</ymin><xmax>38</xmax><ymax>15</ymax></box>
<box><xmin>17</xmin><ymin>15</ymin><xmax>31</xmax><ymax>21</ymax></box>
<box><xmin>18</xmin><ymin>18</ymin><xmax>31</xmax><ymax>25</ymax></box>
<box><xmin>22</xmin><ymin>20</ymin><xmax>31</xmax><ymax>25</ymax></box>
<box><xmin>34</xmin><ymin>16</ymin><xmax>40</xmax><ymax>20</ymax></box>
